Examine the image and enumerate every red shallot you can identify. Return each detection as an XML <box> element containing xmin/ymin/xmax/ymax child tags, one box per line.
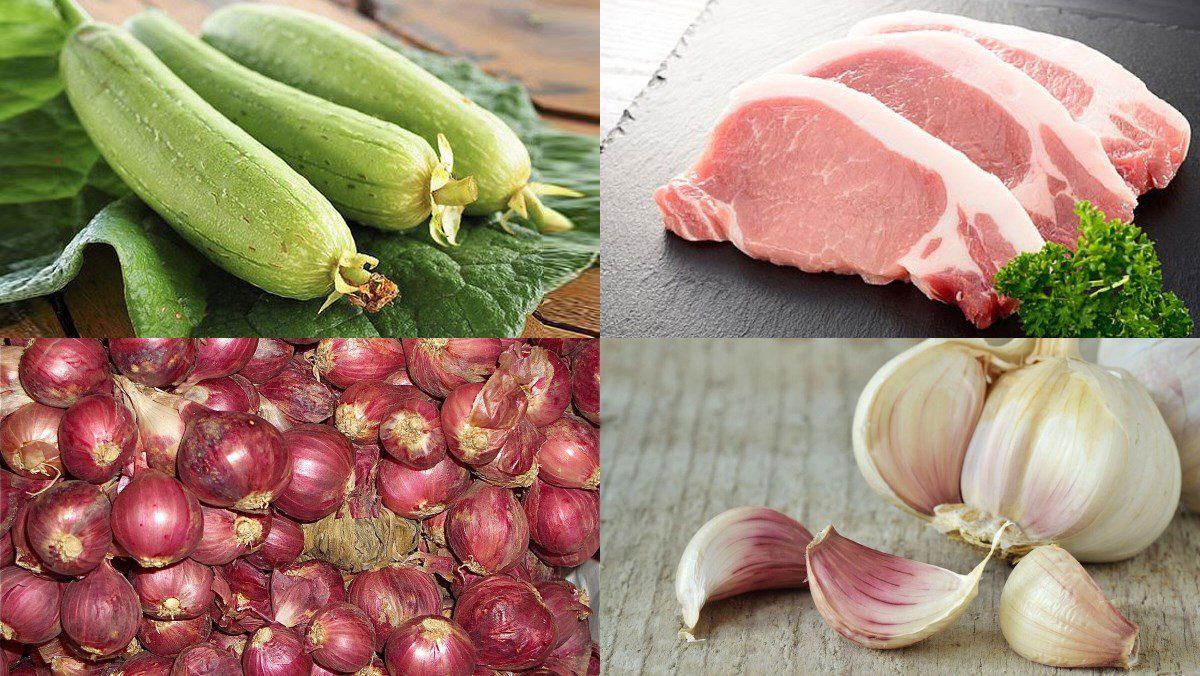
<box><xmin>139</xmin><ymin>614</ymin><xmax>212</xmax><ymax>657</ymax></box>
<box><xmin>537</xmin><ymin>416</ymin><xmax>599</xmax><ymax>490</ymax></box>
<box><xmin>192</xmin><ymin>505</ymin><xmax>269</xmax><ymax>566</ymax></box>
<box><xmin>379</xmin><ymin>397</ymin><xmax>446</xmax><ymax>469</ymax></box>
<box><xmin>442</xmin><ymin>382</ymin><xmax>525</xmax><ymax>466</ymax></box>
<box><xmin>497</xmin><ymin>344</ymin><xmax>572</xmax><ymax>426</ymax></box>
<box><xmin>0</xmin><ymin>346</ymin><xmax>33</xmax><ymax>418</ymax></box>
<box><xmin>377</xmin><ymin>456</ymin><xmax>470</xmax><ymax>519</ymax></box>
<box><xmin>111</xmin><ymin>469</ymin><xmax>203</xmax><ymax>567</ymax></box>
<box><xmin>114</xmin><ymin>377</ymin><xmax>186</xmax><ymax>475</ymax></box>
<box><xmin>58</xmin><ymin>394</ymin><xmax>137</xmax><ymax>483</ymax></box>
<box><xmin>541</xmin><ymin>617</ymin><xmax>593</xmax><ymax>675</ymax></box>
<box><xmin>119</xmin><ymin>652</ymin><xmax>174</xmax><ymax>675</ymax></box>
<box><xmin>176</xmin><ymin>412</ymin><xmax>291</xmax><ymax>513</ymax></box>
<box><xmin>314</xmin><ymin>339</ymin><xmax>406</xmax><ymax>389</ymax></box>
<box><xmin>60</xmin><ymin>560</ymin><xmax>139</xmax><ymax>657</ymax></box>
<box><xmin>533</xmin><ymin>528</ymin><xmax>600</xmax><ymax>568</ymax></box>
<box><xmin>238</xmin><ymin>339</ymin><xmax>293</xmax><ymax>384</ymax></box>
<box><xmin>305</xmin><ymin>602</ymin><xmax>375</xmax><ymax>673</ymax></box>
<box><xmin>383</xmin><ymin>615</ymin><xmax>476</xmax><ymax>676</ymax></box>
<box><xmin>523</xmin><ymin>479</ymin><xmax>599</xmax><ymax>556</ymax></box>
<box><xmin>18</xmin><ymin>339</ymin><xmax>110</xmax><ymax>408</ymax></box>
<box><xmin>445</xmin><ymin>482</ymin><xmax>529</xmax><ymax>575</ymax></box>
<box><xmin>270</xmin><ymin>560</ymin><xmax>346</xmax><ymax>630</ymax></box>
<box><xmin>183</xmin><ymin>339</ymin><xmax>258</xmax><ymax>386</ymax></box>
<box><xmin>474</xmin><ymin>416</ymin><xmax>541</xmax><ymax>488</ymax></box>
<box><xmin>243</xmin><ymin>624</ymin><xmax>311</xmax><ymax>676</ymax></box>
<box><xmin>570</xmin><ymin>340</ymin><xmax>599</xmax><ymax>425</ymax></box>
<box><xmin>108</xmin><ymin>339</ymin><xmax>195</xmax><ymax>388</ymax></box>
<box><xmin>273</xmin><ymin>425</ymin><xmax>353</xmax><ymax>522</ymax></box>
<box><xmin>0</xmin><ymin>402</ymin><xmax>64</xmax><ymax>479</ymax></box>
<box><xmin>131</xmin><ymin>557</ymin><xmax>215</xmax><ymax>620</ymax></box>
<box><xmin>347</xmin><ymin>565</ymin><xmax>441</xmax><ymax>651</ymax></box>
<box><xmin>212</xmin><ymin>560</ymin><xmax>271</xmax><ymax>635</ymax></box>
<box><xmin>258</xmin><ymin>359</ymin><xmax>335</xmax><ymax>424</ymax></box>
<box><xmin>171</xmin><ymin>643</ymin><xmax>241</xmax><ymax>676</ymax></box>
<box><xmin>403</xmin><ymin>339</ymin><xmax>502</xmax><ymax>398</ymax></box>
<box><xmin>536</xmin><ymin>580</ymin><xmax>591</xmax><ymax>649</ymax></box>
<box><xmin>25</xmin><ymin>480</ymin><xmax>111</xmax><ymax>576</ymax></box>
<box><xmin>334</xmin><ymin>382</ymin><xmax>423</xmax><ymax>444</ymax></box>
<box><xmin>176</xmin><ymin>376</ymin><xmax>259</xmax><ymax>423</ymax></box>
<box><xmin>452</xmin><ymin>575</ymin><xmax>556</xmax><ymax>671</ymax></box>
<box><xmin>0</xmin><ymin>566</ymin><xmax>62</xmax><ymax>643</ymax></box>
<box><xmin>243</xmin><ymin>512</ymin><xmax>303</xmax><ymax>571</ymax></box>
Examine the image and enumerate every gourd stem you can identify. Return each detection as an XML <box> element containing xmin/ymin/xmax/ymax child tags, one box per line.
<box><xmin>432</xmin><ymin>176</ymin><xmax>478</xmax><ymax>207</ymax></box>
<box><xmin>54</xmin><ymin>0</ymin><xmax>90</xmax><ymax>29</ymax></box>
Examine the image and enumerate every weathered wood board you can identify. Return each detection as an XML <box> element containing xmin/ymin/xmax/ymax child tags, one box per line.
<box><xmin>599</xmin><ymin>339</ymin><xmax>1200</xmax><ymax>673</ymax></box>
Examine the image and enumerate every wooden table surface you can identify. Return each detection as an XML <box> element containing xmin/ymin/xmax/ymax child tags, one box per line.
<box><xmin>599</xmin><ymin>339</ymin><xmax>1200</xmax><ymax>674</ymax></box>
<box><xmin>0</xmin><ymin>0</ymin><xmax>598</xmax><ymax>339</ymax></box>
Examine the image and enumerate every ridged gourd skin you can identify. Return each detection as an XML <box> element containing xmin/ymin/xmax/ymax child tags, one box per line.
<box><xmin>127</xmin><ymin>10</ymin><xmax>441</xmax><ymax>232</ymax></box>
<box><xmin>60</xmin><ymin>22</ymin><xmax>368</xmax><ymax>302</ymax></box>
<box><xmin>200</xmin><ymin>3</ymin><xmax>530</xmax><ymax>216</ymax></box>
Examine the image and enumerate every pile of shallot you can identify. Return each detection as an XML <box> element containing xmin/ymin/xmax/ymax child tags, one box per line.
<box><xmin>0</xmin><ymin>338</ymin><xmax>600</xmax><ymax>675</ymax></box>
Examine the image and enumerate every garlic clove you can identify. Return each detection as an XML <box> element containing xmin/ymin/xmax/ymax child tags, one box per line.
<box><xmin>1097</xmin><ymin>338</ymin><xmax>1200</xmax><ymax>512</ymax></box>
<box><xmin>1000</xmin><ymin>545</ymin><xmax>1138</xmax><ymax>669</ymax></box>
<box><xmin>948</xmin><ymin>342</ymin><xmax>1180</xmax><ymax>562</ymax></box>
<box><xmin>806</xmin><ymin>524</ymin><xmax>1003</xmax><ymax>649</ymax></box>
<box><xmin>674</xmin><ymin>506</ymin><xmax>812</xmax><ymax>635</ymax></box>
<box><xmin>853</xmin><ymin>339</ymin><xmax>1033</xmax><ymax>517</ymax></box>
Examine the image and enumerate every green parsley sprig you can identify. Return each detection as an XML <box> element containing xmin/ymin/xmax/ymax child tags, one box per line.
<box><xmin>994</xmin><ymin>201</ymin><xmax>1192</xmax><ymax>337</ymax></box>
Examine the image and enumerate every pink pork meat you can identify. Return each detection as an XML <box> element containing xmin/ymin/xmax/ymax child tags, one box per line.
<box><xmin>771</xmin><ymin>31</ymin><xmax>1136</xmax><ymax>247</ymax></box>
<box><xmin>653</xmin><ymin>74</ymin><xmax>1045</xmax><ymax>328</ymax></box>
<box><xmin>850</xmin><ymin>11</ymin><xmax>1191</xmax><ymax>195</ymax></box>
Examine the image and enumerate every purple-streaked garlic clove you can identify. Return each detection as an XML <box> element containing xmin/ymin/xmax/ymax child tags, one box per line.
<box><xmin>674</xmin><ymin>506</ymin><xmax>811</xmax><ymax>636</ymax></box>
<box><xmin>806</xmin><ymin>524</ymin><xmax>1006</xmax><ymax>649</ymax></box>
<box><xmin>1000</xmin><ymin>545</ymin><xmax>1138</xmax><ymax>669</ymax></box>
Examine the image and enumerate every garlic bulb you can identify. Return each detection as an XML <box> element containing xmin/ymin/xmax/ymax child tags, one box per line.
<box><xmin>806</xmin><ymin>525</ymin><xmax>1004</xmax><ymax>649</ymax></box>
<box><xmin>1097</xmin><ymin>338</ymin><xmax>1200</xmax><ymax>511</ymax></box>
<box><xmin>675</xmin><ymin>507</ymin><xmax>812</xmax><ymax>636</ymax></box>
<box><xmin>855</xmin><ymin>339</ymin><xmax>1180</xmax><ymax>562</ymax></box>
<box><xmin>1000</xmin><ymin>545</ymin><xmax>1138</xmax><ymax>669</ymax></box>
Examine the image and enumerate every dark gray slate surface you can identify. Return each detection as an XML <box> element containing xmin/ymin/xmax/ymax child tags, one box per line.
<box><xmin>600</xmin><ymin>0</ymin><xmax>1200</xmax><ymax>337</ymax></box>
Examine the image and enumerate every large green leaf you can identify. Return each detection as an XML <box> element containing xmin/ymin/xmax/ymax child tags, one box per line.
<box><xmin>0</xmin><ymin>9</ymin><xmax>597</xmax><ymax>337</ymax></box>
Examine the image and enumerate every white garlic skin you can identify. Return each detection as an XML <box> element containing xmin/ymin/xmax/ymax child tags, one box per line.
<box><xmin>1098</xmin><ymin>338</ymin><xmax>1200</xmax><ymax>511</ymax></box>
<box><xmin>1000</xmin><ymin>545</ymin><xmax>1138</xmax><ymax>669</ymax></box>
<box><xmin>959</xmin><ymin>355</ymin><xmax>1180</xmax><ymax>562</ymax></box>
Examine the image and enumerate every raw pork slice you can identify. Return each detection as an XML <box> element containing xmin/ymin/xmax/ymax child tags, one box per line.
<box><xmin>770</xmin><ymin>31</ymin><xmax>1136</xmax><ymax>247</ymax></box>
<box><xmin>850</xmin><ymin>11</ymin><xmax>1191</xmax><ymax>195</ymax></box>
<box><xmin>653</xmin><ymin>74</ymin><xmax>1045</xmax><ymax>328</ymax></box>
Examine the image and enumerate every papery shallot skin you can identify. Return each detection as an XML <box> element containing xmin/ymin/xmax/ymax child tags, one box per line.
<box><xmin>0</xmin><ymin>402</ymin><xmax>65</xmax><ymax>479</ymax></box>
<box><xmin>403</xmin><ymin>339</ymin><xmax>503</xmax><ymax>398</ymax></box>
<box><xmin>114</xmin><ymin>377</ymin><xmax>187</xmax><ymax>476</ymax></box>
<box><xmin>442</xmin><ymin>382</ymin><xmax>525</xmax><ymax>467</ymax></box>
<box><xmin>348</xmin><ymin>565</ymin><xmax>442</xmax><ymax>652</ymax></box>
<box><xmin>446</xmin><ymin>482</ymin><xmax>529</xmax><ymax>575</ymax></box>
<box><xmin>258</xmin><ymin>359</ymin><xmax>336</xmax><ymax>424</ymax></box>
<box><xmin>0</xmin><ymin>345</ymin><xmax>34</xmax><ymax>418</ymax></box>
<box><xmin>315</xmin><ymin>339</ymin><xmax>406</xmax><ymax>389</ymax></box>
<box><xmin>496</xmin><ymin>344</ymin><xmax>572</xmax><ymax>426</ymax></box>
<box><xmin>474</xmin><ymin>417</ymin><xmax>541</xmax><ymax>488</ymax></box>
<box><xmin>453</xmin><ymin>575</ymin><xmax>556</xmax><ymax>671</ymax></box>
<box><xmin>185</xmin><ymin>338</ymin><xmax>258</xmax><ymax>385</ymax></box>
<box><xmin>19</xmin><ymin>339</ymin><xmax>111</xmax><ymax>408</ymax></box>
<box><xmin>60</xmin><ymin>560</ymin><xmax>140</xmax><ymax>657</ymax></box>
<box><xmin>570</xmin><ymin>340</ymin><xmax>599</xmax><ymax>424</ymax></box>
<box><xmin>176</xmin><ymin>412</ymin><xmax>291</xmax><ymax>513</ymax></box>
<box><xmin>108</xmin><ymin>339</ymin><xmax>195</xmax><ymax>388</ymax></box>
<box><xmin>24</xmin><ymin>480</ymin><xmax>112</xmax><ymax>576</ymax></box>
<box><xmin>383</xmin><ymin>615</ymin><xmax>477</xmax><ymax>676</ymax></box>
<box><xmin>58</xmin><ymin>394</ymin><xmax>138</xmax><ymax>483</ymax></box>
<box><xmin>111</xmin><ymin>469</ymin><xmax>203</xmax><ymax>567</ymax></box>
<box><xmin>675</xmin><ymin>506</ymin><xmax>811</xmax><ymax>632</ymax></box>
<box><xmin>274</xmin><ymin>425</ymin><xmax>354</xmax><ymax>522</ymax></box>
<box><xmin>270</xmin><ymin>560</ymin><xmax>347</xmax><ymax>630</ymax></box>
